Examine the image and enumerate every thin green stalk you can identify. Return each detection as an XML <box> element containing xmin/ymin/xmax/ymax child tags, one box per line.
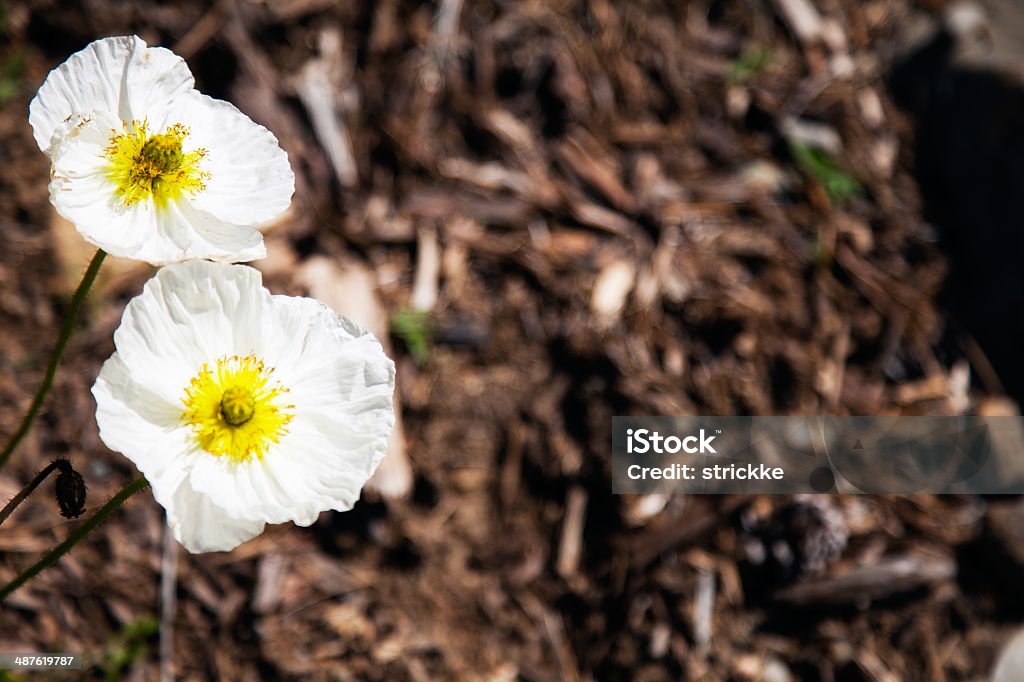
<box><xmin>0</xmin><ymin>248</ymin><xmax>106</xmax><ymax>470</ymax></box>
<box><xmin>0</xmin><ymin>460</ymin><xmax>61</xmax><ymax>527</ymax></box>
<box><xmin>0</xmin><ymin>476</ymin><xmax>148</xmax><ymax>603</ymax></box>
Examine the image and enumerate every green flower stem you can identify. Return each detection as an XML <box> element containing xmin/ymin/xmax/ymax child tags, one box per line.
<box><xmin>0</xmin><ymin>476</ymin><xmax>148</xmax><ymax>604</ymax></box>
<box><xmin>0</xmin><ymin>248</ymin><xmax>107</xmax><ymax>470</ymax></box>
<box><xmin>0</xmin><ymin>460</ymin><xmax>63</xmax><ymax>527</ymax></box>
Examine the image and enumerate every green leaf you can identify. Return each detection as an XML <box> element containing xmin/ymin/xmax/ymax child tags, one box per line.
<box><xmin>102</xmin><ymin>617</ymin><xmax>158</xmax><ymax>682</ymax></box>
<box><xmin>727</xmin><ymin>47</ymin><xmax>773</xmax><ymax>84</ymax></box>
<box><xmin>789</xmin><ymin>141</ymin><xmax>863</xmax><ymax>205</ymax></box>
<box><xmin>391</xmin><ymin>309</ymin><xmax>432</xmax><ymax>366</ymax></box>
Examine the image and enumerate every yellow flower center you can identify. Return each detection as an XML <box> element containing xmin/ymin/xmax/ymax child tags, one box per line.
<box><xmin>105</xmin><ymin>120</ymin><xmax>209</xmax><ymax>207</ymax></box>
<box><xmin>181</xmin><ymin>354</ymin><xmax>293</xmax><ymax>463</ymax></box>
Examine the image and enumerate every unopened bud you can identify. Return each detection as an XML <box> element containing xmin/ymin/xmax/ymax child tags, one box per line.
<box><xmin>53</xmin><ymin>459</ymin><xmax>87</xmax><ymax>519</ymax></box>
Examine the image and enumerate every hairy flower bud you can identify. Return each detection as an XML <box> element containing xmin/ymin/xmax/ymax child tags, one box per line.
<box><xmin>54</xmin><ymin>459</ymin><xmax>87</xmax><ymax>519</ymax></box>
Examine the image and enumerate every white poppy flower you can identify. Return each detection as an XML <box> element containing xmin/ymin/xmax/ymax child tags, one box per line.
<box><xmin>30</xmin><ymin>35</ymin><xmax>294</xmax><ymax>265</ymax></box>
<box><xmin>92</xmin><ymin>261</ymin><xmax>395</xmax><ymax>552</ymax></box>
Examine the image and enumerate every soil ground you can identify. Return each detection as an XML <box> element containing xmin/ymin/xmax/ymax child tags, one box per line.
<box><xmin>2</xmin><ymin>0</ymin><xmax>1024</xmax><ymax>680</ymax></box>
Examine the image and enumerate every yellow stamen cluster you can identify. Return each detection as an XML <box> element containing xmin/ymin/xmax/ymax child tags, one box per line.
<box><xmin>181</xmin><ymin>354</ymin><xmax>293</xmax><ymax>463</ymax></box>
<box><xmin>105</xmin><ymin>120</ymin><xmax>209</xmax><ymax>207</ymax></box>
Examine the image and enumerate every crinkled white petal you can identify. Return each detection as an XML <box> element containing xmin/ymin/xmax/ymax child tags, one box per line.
<box><xmin>92</xmin><ymin>352</ymin><xmax>190</xmax><ymax>498</ymax></box>
<box><xmin>178</xmin><ymin>92</ymin><xmax>295</xmax><ymax>226</ymax></box>
<box><xmin>47</xmin><ymin>111</ymin><xmax>161</xmax><ymax>260</ymax></box>
<box><xmin>29</xmin><ymin>35</ymin><xmax>193</xmax><ymax>156</ymax></box>
<box><xmin>92</xmin><ymin>261</ymin><xmax>396</xmax><ymax>553</ymax></box>
<box><xmin>48</xmin><ymin>111</ymin><xmax>267</xmax><ymax>265</ymax></box>
<box><xmin>167</xmin><ymin>479</ymin><xmax>266</xmax><ymax>553</ymax></box>
<box><xmin>111</xmin><ymin>261</ymin><xmax>267</xmax><ymax>403</ymax></box>
<box><xmin>169</xmin><ymin>201</ymin><xmax>268</xmax><ymax>265</ymax></box>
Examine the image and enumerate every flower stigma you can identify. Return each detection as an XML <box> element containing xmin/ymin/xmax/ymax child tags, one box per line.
<box><xmin>105</xmin><ymin>120</ymin><xmax>209</xmax><ymax>207</ymax></box>
<box><xmin>181</xmin><ymin>354</ymin><xmax>293</xmax><ymax>463</ymax></box>
<box><xmin>220</xmin><ymin>387</ymin><xmax>255</xmax><ymax>426</ymax></box>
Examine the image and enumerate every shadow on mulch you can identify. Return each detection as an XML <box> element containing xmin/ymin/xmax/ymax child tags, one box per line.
<box><xmin>891</xmin><ymin>24</ymin><xmax>1024</xmax><ymax>403</ymax></box>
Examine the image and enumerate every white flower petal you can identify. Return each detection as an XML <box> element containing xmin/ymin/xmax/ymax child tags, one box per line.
<box><xmin>180</xmin><ymin>92</ymin><xmax>295</xmax><ymax>226</ymax></box>
<box><xmin>29</xmin><ymin>36</ymin><xmax>193</xmax><ymax>156</ymax></box>
<box><xmin>187</xmin><ymin>420</ymin><xmax>390</xmax><ymax>526</ymax></box>
<box><xmin>167</xmin><ymin>479</ymin><xmax>266</xmax><ymax>553</ymax></box>
<box><xmin>170</xmin><ymin>201</ymin><xmax>268</xmax><ymax>265</ymax></box>
<box><xmin>112</xmin><ymin>261</ymin><xmax>267</xmax><ymax>402</ymax></box>
<box><xmin>93</xmin><ymin>354</ymin><xmax>179</xmax><ymax>440</ymax></box>
<box><xmin>47</xmin><ymin>111</ymin><xmax>157</xmax><ymax>256</ymax></box>
<box><xmin>92</xmin><ymin>353</ymin><xmax>189</xmax><ymax>497</ymax></box>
